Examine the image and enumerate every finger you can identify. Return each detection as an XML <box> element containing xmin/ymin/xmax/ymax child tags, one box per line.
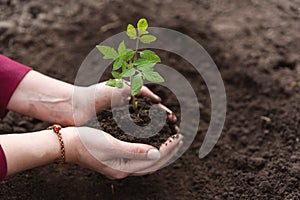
<box><xmin>174</xmin><ymin>125</ymin><xmax>179</xmax><ymax>133</ymax></box>
<box><xmin>159</xmin><ymin>134</ymin><xmax>183</xmax><ymax>154</ymax></box>
<box><xmin>116</xmin><ymin>140</ymin><xmax>161</xmax><ymax>160</ymax></box>
<box><xmin>132</xmin><ymin>139</ymin><xmax>183</xmax><ymax>175</ymax></box>
<box><xmin>124</xmin><ymin>134</ymin><xmax>183</xmax><ymax>174</ymax></box>
<box><xmin>152</xmin><ymin>139</ymin><xmax>183</xmax><ymax>170</ymax></box>
<box><xmin>136</xmin><ymin>86</ymin><xmax>161</xmax><ymax>103</ymax></box>
<box><xmin>146</xmin><ymin>134</ymin><xmax>183</xmax><ymax>172</ymax></box>
<box><xmin>111</xmin><ymin>85</ymin><xmax>131</xmax><ymax>106</ymax></box>
<box><xmin>133</xmin><ymin>142</ymin><xmax>183</xmax><ymax>176</ymax></box>
<box><xmin>169</xmin><ymin>113</ymin><xmax>177</xmax><ymax>123</ymax></box>
<box><xmin>157</xmin><ymin>103</ymin><xmax>172</xmax><ymax>114</ymax></box>
<box><xmin>135</xmin><ymin>87</ymin><xmax>177</xmax><ymax>123</ymax></box>
<box><xmin>158</xmin><ymin>103</ymin><xmax>177</xmax><ymax>123</ymax></box>
<box><xmin>120</xmin><ymin>85</ymin><xmax>131</xmax><ymax>98</ymax></box>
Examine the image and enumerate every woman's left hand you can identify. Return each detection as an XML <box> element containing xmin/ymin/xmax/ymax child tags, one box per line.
<box><xmin>73</xmin><ymin>81</ymin><xmax>178</xmax><ymax>127</ymax></box>
<box><xmin>8</xmin><ymin>70</ymin><xmax>177</xmax><ymax>127</ymax></box>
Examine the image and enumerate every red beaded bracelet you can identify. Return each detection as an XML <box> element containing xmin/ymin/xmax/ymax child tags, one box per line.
<box><xmin>47</xmin><ymin>124</ymin><xmax>65</xmax><ymax>164</ymax></box>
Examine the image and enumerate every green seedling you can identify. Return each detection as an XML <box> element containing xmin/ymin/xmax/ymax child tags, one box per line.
<box><xmin>96</xmin><ymin>18</ymin><xmax>164</xmax><ymax>110</ymax></box>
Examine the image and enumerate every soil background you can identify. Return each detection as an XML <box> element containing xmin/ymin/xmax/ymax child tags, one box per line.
<box><xmin>0</xmin><ymin>0</ymin><xmax>300</xmax><ymax>199</ymax></box>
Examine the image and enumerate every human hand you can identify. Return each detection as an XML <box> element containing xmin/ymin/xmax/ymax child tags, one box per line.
<box><xmin>94</xmin><ymin>81</ymin><xmax>161</xmax><ymax>109</ymax></box>
<box><xmin>74</xmin><ymin>81</ymin><xmax>178</xmax><ymax>127</ymax></box>
<box><xmin>63</xmin><ymin>127</ymin><xmax>183</xmax><ymax>179</ymax></box>
<box><xmin>6</xmin><ymin>70</ymin><xmax>176</xmax><ymax>127</ymax></box>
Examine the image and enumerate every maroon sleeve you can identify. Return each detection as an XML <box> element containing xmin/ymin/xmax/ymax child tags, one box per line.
<box><xmin>0</xmin><ymin>55</ymin><xmax>31</xmax><ymax>118</ymax></box>
<box><xmin>0</xmin><ymin>145</ymin><xmax>7</xmax><ymax>181</ymax></box>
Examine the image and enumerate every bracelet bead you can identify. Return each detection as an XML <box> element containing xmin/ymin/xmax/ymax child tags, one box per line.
<box><xmin>47</xmin><ymin>124</ymin><xmax>65</xmax><ymax>164</ymax></box>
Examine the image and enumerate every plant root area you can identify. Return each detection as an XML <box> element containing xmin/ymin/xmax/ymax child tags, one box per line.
<box><xmin>0</xmin><ymin>0</ymin><xmax>299</xmax><ymax>199</ymax></box>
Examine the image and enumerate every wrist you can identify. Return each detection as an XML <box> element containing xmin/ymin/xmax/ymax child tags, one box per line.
<box><xmin>72</xmin><ymin>86</ymin><xmax>95</xmax><ymax>126</ymax></box>
<box><xmin>60</xmin><ymin>127</ymin><xmax>79</xmax><ymax>163</ymax></box>
<box><xmin>93</xmin><ymin>82</ymin><xmax>111</xmax><ymax>112</ymax></box>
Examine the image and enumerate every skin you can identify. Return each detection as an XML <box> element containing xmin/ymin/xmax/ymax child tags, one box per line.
<box><xmin>1</xmin><ymin>70</ymin><xmax>181</xmax><ymax>179</ymax></box>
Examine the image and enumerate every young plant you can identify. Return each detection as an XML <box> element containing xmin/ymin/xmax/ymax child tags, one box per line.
<box><xmin>96</xmin><ymin>18</ymin><xmax>164</xmax><ymax>110</ymax></box>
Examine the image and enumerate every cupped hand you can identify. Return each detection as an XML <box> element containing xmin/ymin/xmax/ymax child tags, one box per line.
<box><xmin>74</xmin><ymin>81</ymin><xmax>178</xmax><ymax>127</ymax></box>
<box><xmin>63</xmin><ymin>127</ymin><xmax>183</xmax><ymax>179</ymax></box>
<box><xmin>93</xmin><ymin>81</ymin><xmax>161</xmax><ymax>109</ymax></box>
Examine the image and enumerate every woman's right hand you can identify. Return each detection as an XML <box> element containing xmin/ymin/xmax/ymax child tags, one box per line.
<box><xmin>63</xmin><ymin>127</ymin><xmax>183</xmax><ymax>179</ymax></box>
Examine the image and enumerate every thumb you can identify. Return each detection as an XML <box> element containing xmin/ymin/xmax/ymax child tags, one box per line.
<box><xmin>137</xmin><ymin>86</ymin><xmax>161</xmax><ymax>103</ymax></box>
<box><xmin>111</xmin><ymin>85</ymin><xmax>131</xmax><ymax>106</ymax></box>
<box><xmin>117</xmin><ymin>141</ymin><xmax>160</xmax><ymax>160</ymax></box>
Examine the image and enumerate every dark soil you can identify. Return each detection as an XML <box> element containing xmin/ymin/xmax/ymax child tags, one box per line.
<box><xmin>0</xmin><ymin>0</ymin><xmax>300</xmax><ymax>199</ymax></box>
<box><xmin>85</xmin><ymin>97</ymin><xmax>178</xmax><ymax>149</ymax></box>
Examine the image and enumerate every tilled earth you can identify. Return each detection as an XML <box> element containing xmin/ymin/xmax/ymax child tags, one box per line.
<box><xmin>0</xmin><ymin>0</ymin><xmax>299</xmax><ymax>199</ymax></box>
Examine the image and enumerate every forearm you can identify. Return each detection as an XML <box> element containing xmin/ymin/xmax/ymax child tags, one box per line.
<box><xmin>7</xmin><ymin>70</ymin><xmax>81</xmax><ymax>125</ymax></box>
<box><xmin>6</xmin><ymin>69</ymin><xmax>133</xmax><ymax>126</ymax></box>
<box><xmin>0</xmin><ymin>127</ymin><xmax>76</xmax><ymax>176</ymax></box>
<box><xmin>6</xmin><ymin>70</ymin><xmax>111</xmax><ymax>126</ymax></box>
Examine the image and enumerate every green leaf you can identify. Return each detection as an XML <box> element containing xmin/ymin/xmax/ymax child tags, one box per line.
<box><xmin>106</xmin><ymin>79</ymin><xmax>124</xmax><ymax>88</ymax></box>
<box><xmin>121</xmin><ymin>68</ymin><xmax>135</xmax><ymax>77</ymax></box>
<box><xmin>143</xmin><ymin>70</ymin><xmax>164</xmax><ymax>83</ymax></box>
<box><xmin>138</xmin><ymin>65</ymin><xmax>154</xmax><ymax>72</ymax></box>
<box><xmin>111</xmin><ymin>71</ymin><xmax>121</xmax><ymax>79</ymax></box>
<box><xmin>139</xmin><ymin>35</ymin><xmax>157</xmax><ymax>44</ymax></box>
<box><xmin>134</xmin><ymin>58</ymin><xmax>157</xmax><ymax>68</ymax></box>
<box><xmin>124</xmin><ymin>49</ymin><xmax>135</xmax><ymax>61</ymax></box>
<box><xmin>118</xmin><ymin>41</ymin><xmax>126</xmax><ymax>55</ymax></box>
<box><xmin>126</xmin><ymin>24</ymin><xmax>137</xmax><ymax>40</ymax></box>
<box><xmin>140</xmin><ymin>50</ymin><xmax>161</xmax><ymax>62</ymax></box>
<box><xmin>113</xmin><ymin>57</ymin><xmax>123</xmax><ymax>70</ymax></box>
<box><xmin>137</xmin><ymin>18</ymin><xmax>149</xmax><ymax>35</ymax></box>
<box><xmin>122</xmin><ymin>62</ymin><xmax>127</xmax><ymax>72</ymax></box>
<box><xmin>115</xmin><ymin>79</ymin><xmax>124</xmax><ymax>88</ymax></box>
<box><xmin>106</xmin><ymin>79</ymin><xmax>117</xmax><ymax>87</ymax></box>
<box><xmin>96</xmin><ymin>45</ymin><xmax>118</xmax><ymax>60</ymax></box>
<box><xmin>127</xmin><ymin>62</ymin><xmax>134</xmax><ymax>69</ymax></box>
<box><xmin>131</xmin><ymin>74</ymin><xmax>143</xmax><ymax>96</ymax></box>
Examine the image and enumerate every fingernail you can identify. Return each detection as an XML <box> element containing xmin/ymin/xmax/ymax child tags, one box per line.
<box><xmin>172</xmin><ymin>114</ymin><xmax>177</xmax><ymax>121</ymax></box>
<box><xmin>158</xmin><ymin>103</ymin><xmax>172</xmax><ymax>114</ymax></box>
<box><xmin>155</xmin><ymin>95</ymin><xmax>161</xmax><ymax>102</ymax></box>
<box><xmin>147</xmin><ymin>149</ymin><xmax>160</xmax><ymax>160</ymax></box>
